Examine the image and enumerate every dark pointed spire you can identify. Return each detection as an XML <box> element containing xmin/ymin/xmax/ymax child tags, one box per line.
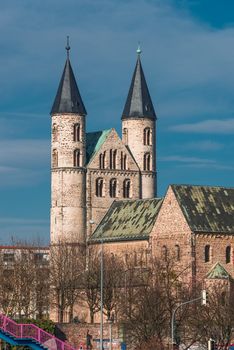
<box><xmin>122</xmin><ymin>46</ymin><xmax>156</xmax><ymax>120</ymax></box>
<box><xmin>51</xmin><ymin>38</ymin><xmax>87</xmax><ymax>115</ymax></box>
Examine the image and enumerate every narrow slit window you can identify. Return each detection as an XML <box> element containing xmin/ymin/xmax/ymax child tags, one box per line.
<box><xmin>74</xmin><ymin>149</ymin><xmax>80</xmax><ymax>167</ymax></box>
<box><xmin>73</xmin><ymin>123</ymin><xmax>80</xmax><ymax>142</ymax></box>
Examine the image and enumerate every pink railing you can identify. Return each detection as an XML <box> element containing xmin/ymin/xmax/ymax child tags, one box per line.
<box><xmin>0</xmin><ymin>313</ymin><xmax>77</xmax><ymax>350</ymax></box>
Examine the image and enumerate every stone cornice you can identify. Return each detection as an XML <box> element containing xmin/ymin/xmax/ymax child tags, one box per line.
<box><xmin>51</xmin><ymin>167</ymin><xmax>86</xmax><ymax>174</ymax></box>
<box><xmin>86</xmin><ymin>168</ymin><xmax>140</xmax><ymax>177</ymax></box>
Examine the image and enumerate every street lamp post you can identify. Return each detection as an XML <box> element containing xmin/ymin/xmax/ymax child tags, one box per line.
<box><xmin>90</xmin><ymin>219</ymin><xmax>104</xmax><ymax>350</ymax></box>
<box><xmin>171</xmin><ymin>291</ymin><xmax>206</xmax><ymax>349</ymax></box>
<box><xmin>100</xmin><ymin>239</ymin><xmax>104</xmax><ymax>350</ymax></box>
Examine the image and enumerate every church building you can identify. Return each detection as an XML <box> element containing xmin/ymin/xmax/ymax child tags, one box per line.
<box><xmin>50</xmin><ymin>41</ymin><xmax>234</xmax><ymax>293</ymax></box>
<box><xmin>50</xmin><ymin>42</ymin><xmax>157</xmax><ymax>244</ymax></box>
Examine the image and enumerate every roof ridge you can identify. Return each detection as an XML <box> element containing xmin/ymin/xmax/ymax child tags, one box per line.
<box><xmin>171</xmin><ymin>184</ymin><xmax>234</xmax><ymax>190</ymax></box>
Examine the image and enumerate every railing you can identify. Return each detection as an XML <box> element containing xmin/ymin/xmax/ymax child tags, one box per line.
<box><xmin>0</xmin><ymin>313</ymin><xmax>77</xmax><ymax>350</ymax></box>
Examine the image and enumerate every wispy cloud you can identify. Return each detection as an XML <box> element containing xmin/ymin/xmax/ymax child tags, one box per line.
<box><xmin>159</xmin><ymin>155</ymin><xmax>234</xmax><ymax>170</ymax></box>
<box><xmin>169</xmin><ymin>119</ymin><xmax>234</xmax><ymax>133</ymax></box>
<box><xmin>159</xmin><ymin>155</ymin><xmax>216</xmax><ymax>164</ymax></box>
<box><xmin>178</xmin><ymin>140</ymin><xmax>224</xmax><ymax>151</ymax></box>
<box><xmin>0</xmin><ymin>139</ymin><xmax>49</xmax><ymax>187</ymax></box>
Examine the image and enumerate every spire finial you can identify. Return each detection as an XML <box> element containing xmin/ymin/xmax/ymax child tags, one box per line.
<box><xmin>66</xmin><ymin>36</ymin><xmax>71</xmax><ymax>58</ymax></box>
<box><xmin>136</xmin><ymin>42</ymin><xmax>142</xmax><ymax>56</ymax></box>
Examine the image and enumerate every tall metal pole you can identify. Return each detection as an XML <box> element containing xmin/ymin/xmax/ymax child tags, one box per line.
<box><xmin>171</xmin><ymin>296</ymin><xmax>202</xmax><ymax>349</ymax></box>
<box><xmin>100</xmin><ymin>239</ymin><xmax>104</xmax><ymax>350</ymax></box>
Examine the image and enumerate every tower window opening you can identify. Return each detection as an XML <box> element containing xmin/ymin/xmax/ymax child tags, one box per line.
<box><xmin>204</xmin><ymin>245</ymin><xmax>210</xmax><ymax>262</ymax></box>
<box><xmin>110</xmin><ymin>178</ymin><xmax>117</xmax><ymax>198</ymax></box>
<box><xmin>175</xmin><ymin>245</ymin><xmax>180</xmax><ymax>261</ymax></box>
<box><xmin>123</xmin><ymin>128</ymin><xmax>128</xmax><ymax>144</ymax></box>
<box><xmin>123</xmin><ymin>179</ymin><xmax>130</xmax><ymax>198</ymax></box>
<box><xmin>73</xmin><ymin>123</ymin><xmax>80</xmax><ymax>142</ymax></box>
<box><xmin>143</xmin><ymin>127</ymin><xmax>151</xmax><ymax>145</ymax></box>
<box><xmin>74</xmin><ymin>149</ymin><xmax>80</xmax><ymax>167</ymax></box>
<box><xmin>226</xmin><ymin>246</ymin><xmax>231</xmax><ymax>264</ymax></box>
<box><xmin>52</xmin><ymin>149</ymin><xmax>58</xmax><ymax>167</ymax></box>
<box><xmin>143</xmin><ymin>153</ymin><xmax>151</xmax><ymax>171</ymax></box>
<box><xmin>52</xmin><ymin>124</ymin><xmax>58</xmax><ymax>142</ymax></box>
<box><xmin>96</xmin><ymin>178</ymin><xmax>104</xmax><ymax>197</ymax></box>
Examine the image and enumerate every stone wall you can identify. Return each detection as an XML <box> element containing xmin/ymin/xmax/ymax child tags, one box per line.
<box><xmin>86</xmin><ymin>129</ymin><xmax>141</xmax><ymax>237</ymax></box>
<box><xmin>151</xmin><ymin>186</ymin><xmax>193</xmax><ymax>284</ymax></box>
<box><xmin>57</xmin><ymin>322</ymin><xmax>125</xmax><ymax>350</ymax></box>
<box><xmin>195</xmin><ymin>234</ymin><xmax>234</xmax><ymax>281</ymax></box>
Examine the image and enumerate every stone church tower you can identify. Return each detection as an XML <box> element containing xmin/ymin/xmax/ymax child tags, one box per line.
<box><xmin>122</xmin><ymin>47</ymin><xmax>157</xmax><ymax>198</ymax></box>
<box><xmin>50</xmin><ymin>42</ymin><xmax>87</xmax><ymax>244</ymax></box>
<box><xmin>50</xmin><ymin>42</ymin><xmax>157</xmax><ymax>245</ymax></box>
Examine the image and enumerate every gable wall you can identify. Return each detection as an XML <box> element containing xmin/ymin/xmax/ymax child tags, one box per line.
<box><xmin>86</xmin><ymin>130</ymin><xmax>141</xmax><ymax>237</ymax></box>
<box><xmin>150</xmin><ymin>186</ymin><xmax>193</xmax><ymax>284</ymax></box>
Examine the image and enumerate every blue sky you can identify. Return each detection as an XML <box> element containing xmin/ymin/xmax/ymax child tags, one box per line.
<box><xmin>0</xmin><ymin>0</ymin><xmax>234</xmax><ymax>244</ymax></box>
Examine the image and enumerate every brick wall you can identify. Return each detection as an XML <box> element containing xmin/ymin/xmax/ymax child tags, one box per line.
<box><xmin>57</xmin><ymin>323</ymin><xmax>125</xmax><ymax>350</ymax></box>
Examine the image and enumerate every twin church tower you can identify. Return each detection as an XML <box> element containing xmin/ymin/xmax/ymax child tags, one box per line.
<box><xmin>50</xmin><ymin>41</ymin><xmax>157</xmax><ymax>245</ymax></box>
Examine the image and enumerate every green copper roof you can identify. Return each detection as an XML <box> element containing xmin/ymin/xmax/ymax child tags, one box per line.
<box><xmin>171</xmin><ymin>185</ymin><xmax>234</xmax><ymax>234</ymax></box>
<box><xmin>86</xmin><ymin>129</ymin><xmax>112</xmax><ymax>164</ymax></box>
<box><xmin>206</xmin><ymin>262</ymin><xmax>230</xmax><ymax>280</ymax></box>
<box><xmin>89</xmin><ymin>198</ymin><xmax>163</xmax><ymax>243</ymax></box>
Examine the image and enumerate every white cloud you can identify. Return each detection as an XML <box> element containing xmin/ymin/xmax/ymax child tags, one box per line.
<box><xmin>169</xmin><ymin>118</ymin><xmax>234</xmax><ymax>133</ymax></box>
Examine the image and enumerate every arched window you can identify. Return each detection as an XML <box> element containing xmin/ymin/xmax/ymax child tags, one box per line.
<box><xmin>110</xmin><ymin>178</ymin><xmax>117</xmax><ymax>198</ymax></box>
<box><xmin>96</xmin><ymin>178</ymin><xmax>104</xmax><ymax>197</ymax></box>
<box><xmin>226</xmin><ymin>246</ymin><xmax>231</xmax><ymax>264</ymax></box>
<box><xmin>121</xmin><ymin>152</ymin><xmax>127</xmax><ymax>170</ymax></box>
<box><xmin>123</xmin><ymin>128</ymin><xmax>128</xmax><ymax>144</ymax></box>
<box><xmin>74</xmin><ymin>149</ymin><xmax>80</xmax><ymax>167</ymax></box>
<box><xmin>73</xmin><ymin>123</ymin><xmax>80</xmax><ymax>142</ymax></box>
<box><xmin>143</xmin><ymin>127</ymin><xmax>151</xmax><ymax>145</ymax></box>
<box><xmin>143</xmin><ymin>153</ymin><xmax>151</xmax><ymax>171</ymax></box>
<box><xmin>110</xmin><ymin>149</ymin><xmax>117</xmax><ymax>169</ymax></box>
<box><xmin>113</xmin><ymin>150</ymin><xmax>117</xmax><ymax>169</ymax></box>
<box><xmin>162</xmin><ymin>245</ymin><xmax>168</xmax><ymax>261</ymax></box>
<box><xmin>175</xmin><ymin>245</ymin><xmax>180</xmax><ymax>261</ymax></box>
<box><xmin>99</xmin><ymin>152</ymin><xmax>106</xmax><ymax>169</ymax></box>
<box><xmin>123</xmin><ymin>179</ymin><xmax>130</xmax><ymax>198</ymax></box>
<box><xmin>204</xmin><ymin>245</ymin><xmax>210</xmax><ymax>262</ymax></box>
<box><xmin>52</xmin><ymin>149</ymin><xmax>58</xmax><ymax>167</ymax></box>
<box><xmin>52</xmin><ymin>124</ymin><xmax>58</xmax><ymax>142</ymax></box>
